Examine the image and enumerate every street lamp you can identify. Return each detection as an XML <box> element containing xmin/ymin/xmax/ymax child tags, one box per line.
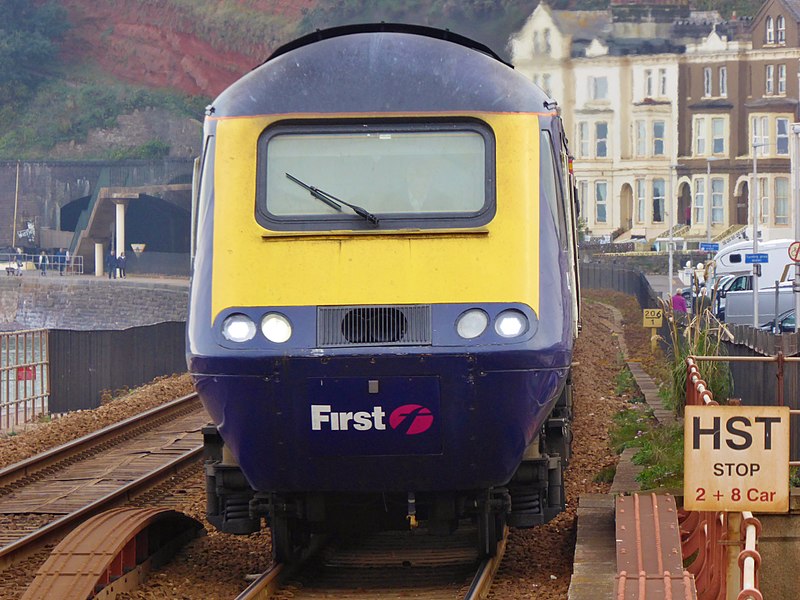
<box><xmin>752</xmin><ymin>140</ymin><xmax>770</xmax><ymax>328</ymax></box>
<box><xmin>791</xmin><ymin>123</ymin><xmax>800</xmax><ymax>331</ymax></box>
<box><xmin>669</xmin><ymin>164</ymin><xmax>679</xmax><ymax>301</ymax></box>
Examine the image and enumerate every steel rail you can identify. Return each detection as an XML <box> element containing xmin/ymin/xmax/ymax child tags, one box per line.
<box><xmin>463</xmin><ymin>528</ymin><xmax>508</xmax><ymax>600</ymax></box>
<box><xmin>235</xmin><ymin>527</ymin><xmax>507</xmax><ymax>600</ymax></box>
<box><xmin>0</xmin><ymin>445</ymin><xmax>202</xmax><ymax>569</ymax></box>
<box><xmin>235</xmin><ymin>564</ymin><xmax>285</xmax><ymax>600</ymax></box>
<box><xmin>0</xmin><ymin>392</ymin><xmax>201</xmax><ymax>488</ymax></box>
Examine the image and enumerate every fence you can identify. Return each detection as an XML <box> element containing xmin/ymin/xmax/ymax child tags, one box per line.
<box><xmin>0</xmin><ymin>252</ymin><xmax>84</xmax><ymax>276</ymax></box>
<box><xmin>48</xmin><ymin>322</ymin><xmax>186</xmax><ymax>414</ymax></box>
<box><xmin>0</xmin><ymin>329</ymin><xmax>49</xmax><ymax>431</ymax></box>
<box><xmin>684</xmin><ymin>357</ymin><xmax>764</xmax><ymax>600</ymax></box>
<box><xmin>579</xmin><ymin>261</ymin><xmax>673</xmax><ymax>351</ymax></box>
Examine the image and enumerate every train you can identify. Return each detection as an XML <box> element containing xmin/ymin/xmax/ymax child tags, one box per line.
<box><xmin>186</xmin><ymin>23</ymin><xmax>580</xmax><ymax>561</ymax></box>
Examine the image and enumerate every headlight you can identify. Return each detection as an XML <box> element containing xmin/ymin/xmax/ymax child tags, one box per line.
<box><xmin>495</xmin><ymin>310</ymin><xmax>529</xmax><ymax>338</ymax></box>
<box><xmin>222</xmin><ymin>314</ymin><xmax>256</xmax><ymax>342</ymax></box>
<box><xmin>261</xmin><ymin>313</ymin><xmax>292</xmax><ymax>343</ymax></box>
<box><xmin>456</xmin><ymin>309</ymin><xmax>489</xmax><ymax>339</ymax></box>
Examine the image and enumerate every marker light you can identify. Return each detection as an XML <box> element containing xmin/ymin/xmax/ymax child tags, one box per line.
<box><xmin>222</xmin><ymin>314</ymin><xmax>256</xmax><ymax>342</ymax></box>
<box><xmin>495</xmin><ymin>310</ymin><xmax>529</xmax><ymax>338</ymax></box>
<box><xmin>261</xmin><ymin>313</ymin><xmax>293</xmax><ymax>343</ymax></box>
<box><xmin>456</xmin><ymin>309</ymin><xmax>489</xmax><ymax>339</ymax></box>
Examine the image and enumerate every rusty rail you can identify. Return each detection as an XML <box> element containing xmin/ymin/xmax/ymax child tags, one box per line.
<box><xmin>738</xmin><ymin>512</ymin><xmax>762</xmax><ymax>600</ymax></box>
<box><xmin>683</xmin><ymin>357</ymin><xmax>763</xmax><ymax>600</ymax></box>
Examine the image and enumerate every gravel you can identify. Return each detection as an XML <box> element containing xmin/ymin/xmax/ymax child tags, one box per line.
<box><xmin>3</xmin><ymin>291</ymin><xmax>645</xmax><ymax>599</ymax></box>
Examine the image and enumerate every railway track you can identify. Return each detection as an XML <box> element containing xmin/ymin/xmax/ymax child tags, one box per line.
<box><xmin>238</xmin><ymin>525</ymin><xmax>507</xmax><ymax>600</ymax></box>
<box><xmin>0</xmin><ymin>393</ymin><xmax>207</xmax><ymax>570</ymax></box>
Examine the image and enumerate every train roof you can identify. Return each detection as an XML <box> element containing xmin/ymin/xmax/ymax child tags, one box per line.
<box><xmin>210</xmin><ymin>23</ymin><xmax>551</xmax><ymax>118</ymax></box>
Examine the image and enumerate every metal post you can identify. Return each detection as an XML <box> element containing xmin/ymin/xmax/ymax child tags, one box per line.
<box><xmin>706</xmin><ymin>159</ymin><xmax>712</xmax><ymax>245</ymax></box>
<box><xmin>792</xmin><ymin>123</ymin><xmax>800</xmax><ymax>332</ymax></box>
<box><xmin>753</xmin><ymin>141</ymin><xmax>761</xmax><ymax>328</ymax></box>
<box><xmin>669</xmin><ymin>165</ymin><xmax>676</xmax><ymax>300</ymax></box>
<box><xmin>11</xmin><ymin>162</ymin><xmax>19</xmax><ymax>247</ymax></box>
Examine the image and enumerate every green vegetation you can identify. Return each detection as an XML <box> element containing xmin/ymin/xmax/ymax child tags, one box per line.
<box><xmin>663</xmin><ymin>290</ymin><xmax>733</xmax><ymax>416</ymax></box>
<box><xmin>0</xmin><ymin>1</ymin><xmax>68</xmax><ymax>105</ymax></box>
<box><xmin>609</xmin><ymin>403</ymin><xmax>684</xmax><ymax>489</ymax></box>
<box><xmin>0</xmin><ymin>78</ymin><xmax>206</xmax><ymax>159</ymax></box>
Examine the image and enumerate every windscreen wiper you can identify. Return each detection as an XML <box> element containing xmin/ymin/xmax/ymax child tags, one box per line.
<box><xmin>285</xmin><ymin>173</ymin><xmax>379</xmax><ymax>225</ymax></box>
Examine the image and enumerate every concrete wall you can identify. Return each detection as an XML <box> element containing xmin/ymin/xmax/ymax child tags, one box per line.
<box><xmin>0</xmin><ymin>159</ymin><xmax>194</xmax><ymax>249</ymax></box>
<box><xmin>0</xmin><ymin>276</ymin><xmax>187</xmax><ymax>331</ymax></box>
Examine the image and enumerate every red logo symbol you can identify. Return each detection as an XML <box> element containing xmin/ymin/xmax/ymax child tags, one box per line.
<box><xmin>389</xmin><ymin>404</ymin><xmax>434</xmax><ymax>435</ymax></box>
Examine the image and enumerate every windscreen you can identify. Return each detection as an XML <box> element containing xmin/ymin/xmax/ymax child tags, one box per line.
<box><xmin>260</xmin><ymin>125</ymin><xmax>489</xmax><ymax>227</ymax></box>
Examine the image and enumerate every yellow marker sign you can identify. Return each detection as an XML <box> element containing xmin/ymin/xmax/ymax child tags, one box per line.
<box><xmin>684</xmin><ymin>405</ymin><xmax>790</xmax><ymax>512</ymax></box>
<box><xmin>642</xmin><ymin>308</ymin><xmax>663</xmax><ymax>328</ymax></box>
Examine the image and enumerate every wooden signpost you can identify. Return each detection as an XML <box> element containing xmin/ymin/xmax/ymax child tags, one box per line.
<box><xmin>642</xmin><ymin>308</ymin><xmax>663</xmax><ymax>352</ymax></box>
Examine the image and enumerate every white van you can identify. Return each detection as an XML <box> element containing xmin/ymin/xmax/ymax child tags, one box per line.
<box><xmin>711</xmin><ymin>238</ymin><xmax>795</xmax><ymax>286</ymax></box>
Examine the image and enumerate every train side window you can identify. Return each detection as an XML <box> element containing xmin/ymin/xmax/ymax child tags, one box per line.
<box><xmin>539</xmin><ymin>130</ymin><xmax>566</xmax><ymax>246</ymax></box>
<box><xmin>729</xmin><ymin>254</ymin><xmax>742</xmax><ymax>263</ymax></box>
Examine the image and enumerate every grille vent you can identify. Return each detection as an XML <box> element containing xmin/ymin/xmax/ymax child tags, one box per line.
<box><xmin>317</xmin><ymin>305</ymin><xmax>432</xmax><ymax>347</ymax></box>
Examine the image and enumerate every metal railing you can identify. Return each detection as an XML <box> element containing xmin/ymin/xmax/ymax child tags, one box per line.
<box><xmin>0</xmin><ymin>253</ymin><xmax>84</xmax><ymax>276</ymax></box>
<box><xmin>0</xmin><ymin>329</ymin><xmax>49</xmax><ymax>431</ymax></box>
<box><xmin>683</xmin><ymin>356</ymin><xmax>764</xmax><ymax>600</ymax></box>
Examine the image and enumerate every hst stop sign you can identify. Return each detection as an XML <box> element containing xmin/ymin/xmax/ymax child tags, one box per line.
<box><xmin>684</xmin><ymin>405</ymin><xmax>790</xmax><ymax>512</ymax></box>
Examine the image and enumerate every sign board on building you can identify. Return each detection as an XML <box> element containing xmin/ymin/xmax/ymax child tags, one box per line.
<box><xmin>699</xmin><ymin>242</ymin><xmax>720</xmax><ymax>252</ymax></box>
<box><xmin>684</xmin><ymin>405</ymin><xmax>790</xmax><ymax>512</ymax></box>
<box><xmin>745</xmin><ymin>253</ymin><xmax>769</xmax><ymax>264</ymax></box>
<box><xmin>642</xmin><ymin>308</ymin><xmax>663</xmax><ymax>328</ymax></box>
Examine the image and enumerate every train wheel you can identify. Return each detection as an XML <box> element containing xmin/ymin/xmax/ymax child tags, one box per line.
<box><xmin>477</xmin><ymin>507</ymin><xmax>498</xmax><ymax>557</ymax></box>
<box><xmin>271</xmin><ymin>513</ymin><xmax>301</xmax><ymax>563</ymax></box>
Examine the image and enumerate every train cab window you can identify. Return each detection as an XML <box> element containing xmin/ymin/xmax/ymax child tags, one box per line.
<box><xmin>256</xmin><ymin>122</ymin><xmax>495</xmax><ymax>231</ymax></box>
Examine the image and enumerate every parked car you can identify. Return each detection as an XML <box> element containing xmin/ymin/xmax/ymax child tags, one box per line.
<box><xmin>760</xmin><ymin>308</ymin><xmax>796</xmax><ymax>334</ymax></box>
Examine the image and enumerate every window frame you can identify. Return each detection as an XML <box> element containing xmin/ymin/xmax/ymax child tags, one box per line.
<box><xmin>719</xmin><ymin>66</ymin><xmax>727</xmax><ymax>97</ymax></box>
<box><xmin>775</xmin><ymin>177</ymin><xmax>789</xmax><ymax>225</ymax></box>
<box><xmin>694</xmin><ymin>116</ymin><xmax>706</xmax><ymax>156</ymax></box>
<box><xmin>635</xmin><ymin>120</ymin><xmax>646</xmax><ymax>157</ymax></box>
<box><xmin>595</xmin><ymin>180</ymin><xmax>608</xmax><ymax>223</ymax></box>
<box><xmin>777</xmin><ymin>15</ymin><xmax>786</xmax><ymax>44</ymax></box>
<box><xmin>766</xmin><ymin>16</ymin><xmax>775</xmax><ymax>44</ymax></box>
<box><xmin>255</xmin><ymin>119</ymin><xmax>497</xmax><ymax>232</ymax></box>
<box><xmin>653</xmin><ymin>120</ymin><xmax>665</xmax><ymax>156</ymax></box>
<box><xmin>710</xmin><ymin>177</ymin><xmax>724</xmax><ymax>225</ymax></box>
<box><xmin>693</xmin><ymin>178</ymin><xmax>705</xmax><ymax>225</ymax></box>
<box><xmin>652</xmin><ymin>178</ymin><xmax>665</xmax><ymax>223</ymax></box>
<box><xmin>595</xmin><ymin>121</ymin><xmax>608</xmax><ymax>158</ymax></box>
<box><xmin>703</xmin><ymin>67</ymin><xmax>712</xmax><ymax>97</ymax></box>
<box><xmin>636</xmin><ymin>178</ymin><xmax>646</xmax><ymax>223</ymax></box>
<box><xmin>766</xmin><ymin>64</ymin><xmax>775</xmax><ymax>95</ymax></box>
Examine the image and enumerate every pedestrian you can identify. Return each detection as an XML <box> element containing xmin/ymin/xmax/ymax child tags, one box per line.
<box><xmin>15</xmin><ymin>247</ymin><xmax>23</xmax><ymax>276</ymax></box>
<box><xmin>58</xmin><ymin>248</ymin><xmax>66</xmax><ymax>276</ymax></box>
<box><xmin>117</xmin><ymin>252</ymin><xmax>126</xmax><ymax>279</ymax></box>
<box><xmin>65</xmin><ymin>249</ymin><xmax>71</xmax><ymax>275</ymax></box>
<box><xmin>38</xmin><ymin>251</ymin><xmax>48</xmax><ymax>276</ymax></box>
<box><xmin>105</xmin><ymin>248</ymin><xmax>117</xmax><ymax>279</ymax></box>
<box><xmin>672</xmin><ymin>288</ymin><xmax>687</xmax><ymax>313</ymax></box>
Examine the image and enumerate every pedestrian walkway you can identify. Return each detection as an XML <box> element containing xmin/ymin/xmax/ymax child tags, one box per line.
<box><xmin>569</xmin><ymin>302</ymin><xmax>685</xmax><ymax>599</ymax></box>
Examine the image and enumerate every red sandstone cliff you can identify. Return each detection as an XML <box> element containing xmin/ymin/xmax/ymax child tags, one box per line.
<box><xmin>59</xmin><ymin>0</ymin><xmax>317</xmax><ymax>98</ymax></box>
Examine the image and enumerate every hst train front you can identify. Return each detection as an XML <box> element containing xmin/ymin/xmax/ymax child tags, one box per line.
<box><xmin>187</xmin><ymin>24</ymin><xmax>580</xmax><ymax>561</ymax></box>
